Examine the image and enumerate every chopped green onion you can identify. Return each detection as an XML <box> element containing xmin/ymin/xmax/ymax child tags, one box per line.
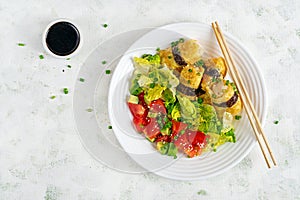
<box><xmin>198</xmin><ymin>98</ymin><xmax>203</xmax><ymax>104</ymax></box>
<box><xmin>67</xmin><ymin>65</ymin><xmax>72</xmax><ymax>68</ymax></box>
<box><xmin>18</xmin><ymin>43</ymin><xmax>25</xmax><ymax>46</ymax></box>
<box><xmin>168</xmin><ymin>55</ymin><xmax>172</xmax><ymax>59</ymax></box>
<box><xmin>235</xmin><ymin>115</ymin><xmax>242</xmax><ymax>120</ymax></box>
<box><xmin>212</xmin><ymin>94</ymin><xmax>217</xmax><ymax>98</ymax></box>
<box><xmin>195</xmin><ymin>60</ymin><xmax>204</xmax><ymax>67</ymax></box>
<box><xmin>105</xmin><ymin>70</ymin><xmax>111</xmax><ymax>74</ymax></box>
<box><xmin>225</xmin><ymin>80</ymin><xmax>230</xmax><ymax>85</ymax></box>
<box><xmin>86</xmin><ymin>108</ymin><xmax>93</xmax><ymax>112</ymax></box>
<box><xmin>197</xmin><ymin>190</ymin><xmax>207</xmax><ymax>195</ymax></box>
<box><xmin>149</xmin><ymin>83</ymin><xmax>155</xmax><ymax>88</ymax></box>
<box><xmin>49</xmin><ymin>95</ymin><xmax>56</xmax><ymax>99</ymax></box>
<box><xmin>79</xmin><ymin>78</ymin><xmax>85</xmax><ymax>82</ymax></box>
<box><xmin>188</xmin><ymin>69</ymin><xmax>193</xmax><ymax>72</ymax></box>
<box><xmin>187</xmin><ymin>80</ymin><xmax>191</xmax><ymax>84</ymax></box>
<box><xmin>108</xmin><ymin>125</ymin><xmax>112</xmax><ymax>129</ymax></box>
<box><xmin>102</xmin><ymin>60</ymin><xmax>107</xmax><ymax>64</ymax></box>
<box><xmin>179</xmin><ymin>38</ymin><xmax>184</xmax><ymax>43</ymax></box>
<box><xmin>66</xmin><ymin>58</ymin><xmax>71</xmax><ymax>60</ymax></box>
<box><xmin>274</xmin><ymin>120</ymin><xmax>279</xmax><ymax>124</ymax></box>
<box><xmin>156</xmin><ymin>47</ymin><xmax>160</xmax><ymax>52</ymax></box>
<box><xmin>63</xmin><ymin>88</ymin><xmax>68</xmax><ymax>94</ymax></box>
<box><xmin>103</xmin><ymin>24</ymin><xmax>108</xmax><ymax>28</ymax></box>
<box><xmin>39</xmin><ymin>54</ymin><xmax>44</xmax><ymax>59</ymax></box>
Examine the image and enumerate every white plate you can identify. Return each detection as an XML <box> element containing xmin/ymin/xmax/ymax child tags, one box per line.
<box><xmin>108</xmin><ymin>22</ymin><xmax>267</xmax><ymax>180</ymax></box>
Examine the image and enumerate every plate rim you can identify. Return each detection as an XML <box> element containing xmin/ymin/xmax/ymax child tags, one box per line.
<box><xmin>108</xmin><ymin>22</ymin><xmax>268</xmax><ymax>180</ymax></box>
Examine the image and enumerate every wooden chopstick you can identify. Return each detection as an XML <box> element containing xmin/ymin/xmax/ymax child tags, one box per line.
<box><xmin>211</xmin><ymin>21</ymin><xmax>277</xmax><ymax>168</ymax></box>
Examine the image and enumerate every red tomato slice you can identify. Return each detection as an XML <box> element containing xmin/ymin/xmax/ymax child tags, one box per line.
<box><xmin>173</xmin><ymin>133</ymin><xmax>189</xmax><ymax>150</ymax></box>
<box><xmin>128</xmin><ymin>103</ymin><xmax>147</xmax><ymax>118</ymax></box>
<box><xmin>133</xmin><ymin>117</ymin><xmax>144</xmax><ymax>133</ymax></box>
<box><xmin>155</xmin><ymin>134</ymin><xmax>171</xmax><ymax>143</ymax></box>
<box><xmin>171</xmin><ymin>121</ymin><xmax>188</xmax><ymax>140</ymax></box>
<box><xmin>173</xmin><ymin>129</ymin><xmax>207</xmax><ymax>158</ymax></box>
<box><xmin>138</xmin><ymin>92</ymin><xmax>148</xmax><ymax>108</ymax></box>
<box><xmin>186</xmin><ymin>130</ymin><xmax>208</xmax><ymax>148</ymax></box>
<box><xmin>133</xmin><ymin>116</ymin><xmax>151</xmax><ymax>133</ymax></box>
<box><xmin>143</xmin><ymin>118</ymin><xmax>161</xmax><ymax>140</ymax></box>
<box><xmin>183</xmin><ymin>145</ymin><xmax>201</xmax><ymax>158</ymax></box>
<box><xmin>149</xmin><ymin>99</ymin><xmax>166</xmax><ymax>114</ymax></box>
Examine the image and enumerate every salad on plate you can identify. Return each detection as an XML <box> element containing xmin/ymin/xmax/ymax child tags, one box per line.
<box><xmin>127</xmin><ymin>38</ymin><xmax>242</xmax><ymax>158</ymax></box>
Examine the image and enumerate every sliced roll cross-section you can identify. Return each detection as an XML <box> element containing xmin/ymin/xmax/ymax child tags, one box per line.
<box><xmin>176</xmin><ymin>65</ymin><xmax>205</xmax><ymax>100</ymax></box>
<box><xmin>208</xmin><ymin>80</ymin><xmax>242</xmax><ymax>117</ymax></box>
<box><xmin>159</xmin><ymin>39</ymin><xmax>204</xmax><ymax>76</ymax></box>
<box><xmin>200</xmin><ymin>57</ymin><xmax>227</xmax><ymax>90</ymax></box>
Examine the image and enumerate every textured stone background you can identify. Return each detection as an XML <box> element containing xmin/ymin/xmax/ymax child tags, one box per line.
<box><xmin>0</xmin><ymin>0</ymin><xmax>299</xmax><ymax>199</ymax></box>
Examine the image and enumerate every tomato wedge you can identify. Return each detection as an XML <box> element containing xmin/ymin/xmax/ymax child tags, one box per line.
<box><xmin>173</xmin><ymin>133</ymin><xmax>189</xmax><ymax>150</ymax></box>
<box><xmin>186</xmin><ymin>130</ymin><xmax>207</xmax><ymax>148</ymax></box>
<box><xmin>155</xmin><ymin>134</ymin><xmax>171</xmax><ymax>143</ymax></box>
<box><xmin>171</xmin><ymin>121</ymin><xmax>188</xmax><ymax>139</ymax></box>
<box><xmin>149</xmin><ymin>99</ymin><xmax>167</xmax><ymax>114</ymax></box>
<box><xmin>138</xmin><ymin>92</ymin><xmax>148</xmax><ymax>109</ymax></box>
<box><xmin>183</xmin><ymin>145</ymin><xmax>201</xmax><ymax>158</ymax></box>
<box><xmin>143</xmin><ymin>118</ymin><xmax>161</xmax><ymax>140</ymax></box>
<box><xmin>173</xmin><ymin>128</ymin><xmax>208</xmax><ymax>158</ymax></box>
<box><xmin>128</xmin><ymin>103</ymin><xmax>147</xmax><ymax>118</ymax></box>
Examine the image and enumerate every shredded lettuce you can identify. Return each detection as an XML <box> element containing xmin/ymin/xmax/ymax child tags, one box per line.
<box><xmin>204</xmin><ymin>128</ymin><xmax>236</xmax><ymax>152</ymax></box>
<box><xmin>197</xmin><ymin>104</ymin><xmax>222</xmax><ymax>134</ymax></box>
<box><xmin>177</xmin><ymin>95</ymin><xmax>197</xmax><ymax>120</ymax></box>
<box><xmin>144</xmin><ymin>84</ymin><xmax>166</xmax><ymax>104</ymax></box>
<box><xmin>171</xmin><ymin>103</ymin><xmax>181</xmax><ymax>121</ymax></box>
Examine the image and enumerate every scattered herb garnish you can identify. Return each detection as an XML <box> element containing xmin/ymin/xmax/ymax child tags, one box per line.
<box><xmin>66</xmin><ymin>58</ymin><xmax>71</xmax><ymax>60</ymax></box>
<box><xmin>18</xmin><ymin>43</ymin><xmax>25</xmax><ymax>46</ymax></box>
<box><xmin>168</xmin><ymin>55</ymin><xmax>172</xmax><ymax>59</ymax></box>
<box><xmin>67</xmin><ymin>65</ymin><xmax>72</xmax><ymax>68</ymax></box>
<box><xmin>50</xmin><ymin>95</ymin><xmax>56</xmax><ymax>99</ymax></box>
<box><xmin>225</xmin><ymin>80</ymin><xmax>230</xmax><ymax>85</ymax></box>
<box><xmin>188</xmin><ymin>69</ymin><xmax>193</xmax><ymax>72</ymax></box>
<box><xmin>39</xmin><ymin>54</ymin><xmax>44</xmax><ymax>59</ymax></box>
<box><xmin>108</xmin><ymin>125</ymin><xmax>112</xmax><ymax>129</ymax></box>
<box><xmin>235</xmin><ymin>115</ymin><xmax>242</xmax><ymax>120</ymax></box>
<box><xmin>274</xmin><ymin>120</ymin><xmax>279</xmax><ymax>124</ymax></box>
<box><xmin>187</xmin><ymin>80</ymin><xmax>191</xmax><ymax>84</ymax></box>
<box><xmin>156</xmin><ymin>47</ymin><xmax>160</xmax><ymax>52</ymax></box>
<box><xmin>149</xmin><ymin>83</ymin><xmax>155</xmax><ymax>88</ymax></box>
<box><xmin>86</xmin><ymin>108</ymin><xmax>93</xmax><ymax>112</ymax></box>
<box><xmin>79</xmin><ymin>78</ymin><xmax>85</xmax><ymax>82</ymax></box>
<box><xmin>179</xmin><ymin>38</ymin><xmax>184</xmax><ymax>43</ymax></box>
<box><xmin>212</xmin><ymin>94</ymin><xmax>217</xmax><ymax>98</ymax></box>
<box><xmin>63</xmin><ymin>88</ymin><xmax>69</xmax><ymax>94</ymax></box>
<box><xmin>102</xmin><ymin>60</ymin><xmax>107</xmax><ymax>64</ymax></box>
<box><xmin>198</xmin><ymin>98</ymin><xmax>203</xmax><ymax>104</ymax></box>
<box><xmin>197</xmin><ymin>190</ymin><xmax>207</xmax><ymax>195</ymax></box>
<box><xmin>105</xmin><ymin>70</ymin><xmax>111</xmax><ymax>74</ymax></box>
<box><xmin>195</xmin><ymin>60</ymin><xmax>204</xmax><ymax>67</ymax></box>
<box><xmin>103</xmin><ymin>23</ymin><xmax>108</xmax><ymax>28</ymax></box>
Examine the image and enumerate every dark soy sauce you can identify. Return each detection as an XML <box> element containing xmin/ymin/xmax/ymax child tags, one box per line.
<box><xmin>46</xmin><ymin>22</ymin><xmax>80</xmax><ymax>56</ymax></box>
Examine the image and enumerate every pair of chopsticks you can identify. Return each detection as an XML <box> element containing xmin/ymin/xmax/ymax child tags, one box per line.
<box><xmin>211</xmin><ymin>21</ymin><xmax>277</xmax><ymax>168</ymax></box>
